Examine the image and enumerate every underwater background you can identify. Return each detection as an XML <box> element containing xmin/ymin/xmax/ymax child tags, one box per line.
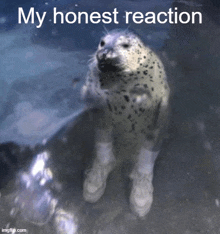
<box><xmin>1</xmin><ymin>0</ymin><xmax>220</xmax><ymax>233</ymax></box>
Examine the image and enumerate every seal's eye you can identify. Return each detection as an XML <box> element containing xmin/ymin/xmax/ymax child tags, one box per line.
<box><xmin>100</xmin><ymin>40</ymin><xmax>105</xmax><ymax>47</ymax></box>
<box><xmin>122</xmin><ymin>43</ymin><xmax>130</xmax><ymax>49</ymax></box>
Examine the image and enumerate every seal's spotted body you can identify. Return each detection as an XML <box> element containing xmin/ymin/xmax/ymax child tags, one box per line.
<box><xmin>82</xmin><ymin>29</ymin><xmax>170</xmax><ymax>217</ymax></box>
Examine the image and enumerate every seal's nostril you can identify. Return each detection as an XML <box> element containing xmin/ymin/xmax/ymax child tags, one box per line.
<box><xmin>102</xmin><ymin>49</ymin><xmax>109</xmax><ymax>59</ymax></box>
<box><xmin>97</xmin><ymin>50</ymin><xmax>106</xmax><ymax>60</ymax></box>
<box><xmin>102</xmin><ymin>52</ymin><xmax>107</xmax><ymax>59</ymax></box>
<box><xmin>97</xmin><ymin>48</ymin><xmax>114</xmax><ymax>61</ymax></box>
<box><xmin>97</xmin><ymin>52</ymin><xmax>102</xmax><ymax>61</ymax></box>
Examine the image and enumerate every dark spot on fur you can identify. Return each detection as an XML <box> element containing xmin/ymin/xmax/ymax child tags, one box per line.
<box><xmin>124</xmin><ymin>95</ymin><xmax>130</xmax><ymax>102</ymax></box>
<box><xmin>143</xmin><ymin>70</ymin><xmax>148</xmax><ymax>75</ymax></box>
<box><xmin>107</xmin><ymin>100</ymin><xmax>112</xmax><ymax>112</ymax></box>
<box><xmin>151</xmin><ymin>87</ymin><xmax>154</xmax><ymax>91</ymax></box>
<box><xmin>146</xmin><ymin>134</ymin><xmax>154</xmax><ymax>141</ymax></box>
<box><xmin>152</xmin><ymin>100</ymin><xmax>162</xmax><ymax>128</ymax></box>
<box><xmin>121</xmin><ymin>79</ymin><xmax>127</xmax><ymax>84</ymax></box>
<box><xmin>121</xmin><ymin>105</ymin><xmax>126</xmax><ymax>109</ymax></box>
<box><xmin>132</xmin><ymin>123</ymin><xmax>135</xmax><ymax>131</ymax></box>
<box><xmin>149</xmin><ymin>66</ymin><xmax>153</xmax><ymax>69</ymax></box>
<box><xmin>144</xmin><ymin>56</ymin><xmax>146</xmax><ymax>59</ymax></box>
<box><xmin>144</xmin><ymin>84</ymin><xmax>148</xmax><ymax>88</ymax></box>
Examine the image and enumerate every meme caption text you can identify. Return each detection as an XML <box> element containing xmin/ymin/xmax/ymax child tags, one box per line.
<box><xmin>18</xmin><ymin>7</ymin><xmax>203</xmax><ymax>28</ymax></box>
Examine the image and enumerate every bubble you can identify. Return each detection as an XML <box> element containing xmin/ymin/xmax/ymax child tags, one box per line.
<box><xmin>0</xmin><ymin>17</ymin><xmax>6</xmax><ymax>24</ymax></box>
<box><xmin>25</xmin><ymin>51</ymin><xmax>34</xmax><ymax>59</ymax></box>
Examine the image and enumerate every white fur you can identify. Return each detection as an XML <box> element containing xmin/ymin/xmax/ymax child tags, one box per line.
<box><xmin>136</xmin><ymin>148</ymin><xmax>159</xmax><ymax>175</ymax></box>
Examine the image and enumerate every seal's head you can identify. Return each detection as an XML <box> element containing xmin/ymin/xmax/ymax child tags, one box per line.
<box><xmin>95</xmin><ymin>29</ymin><xmax>146</xmax><ymax>74</ymax></box>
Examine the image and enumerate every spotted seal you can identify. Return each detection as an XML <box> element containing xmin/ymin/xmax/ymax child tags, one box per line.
<box><xmin>81</xmin><ymin>29</ymin><xmax>170</xmax><ymax>217</ymax></box>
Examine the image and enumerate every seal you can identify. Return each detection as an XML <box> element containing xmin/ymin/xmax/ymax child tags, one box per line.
<box><xmin>81</xmin><ymin>29</ymin><xmax>170</xmax><ymax>217</ymax></box>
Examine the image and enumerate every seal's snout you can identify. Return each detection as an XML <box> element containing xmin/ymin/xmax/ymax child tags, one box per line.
<box><xmin>96</xmin><ymin>47</ymin><xmax>120</xmax><ymax>73</ymax></box>
<box><xmin>96</xmin><ymin>48</ymin><xmax>114</xmax><ymax>61</ymax></box>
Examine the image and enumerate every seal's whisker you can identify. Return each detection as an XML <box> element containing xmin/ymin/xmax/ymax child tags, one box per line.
<box><xmin>102</xmin><ymin>25</ymin><xmax>109</xmax><ymax>35</ymax></box>
<box><xmin>88</xmin><ymin>53</ymin><xmax>95</xmax><ymax>58</ymax></box>
<box><xmin>88</xmin><ymin>57</ymin><xmax>95</xmax><ymax>64</ymax></box>
<box><xmin>124</xmin><ymin>25</ymin><xmax>131</xmax><ymax>33</ymax></box>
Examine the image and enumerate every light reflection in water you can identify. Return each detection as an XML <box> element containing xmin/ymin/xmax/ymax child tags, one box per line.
<box><xmin>31</xmin><ymin>151</ymin><xmax>50</xmax><ymax>177</ymax></box>
<box><xmin>55</xmin><ymin>208</ymin><xmax>78</xmax><ymax>234</ymax></box>
<box><xmin>14</xmin><ymin>151</ymin><xmax>79</xmax><ymax>233</ymax></box>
